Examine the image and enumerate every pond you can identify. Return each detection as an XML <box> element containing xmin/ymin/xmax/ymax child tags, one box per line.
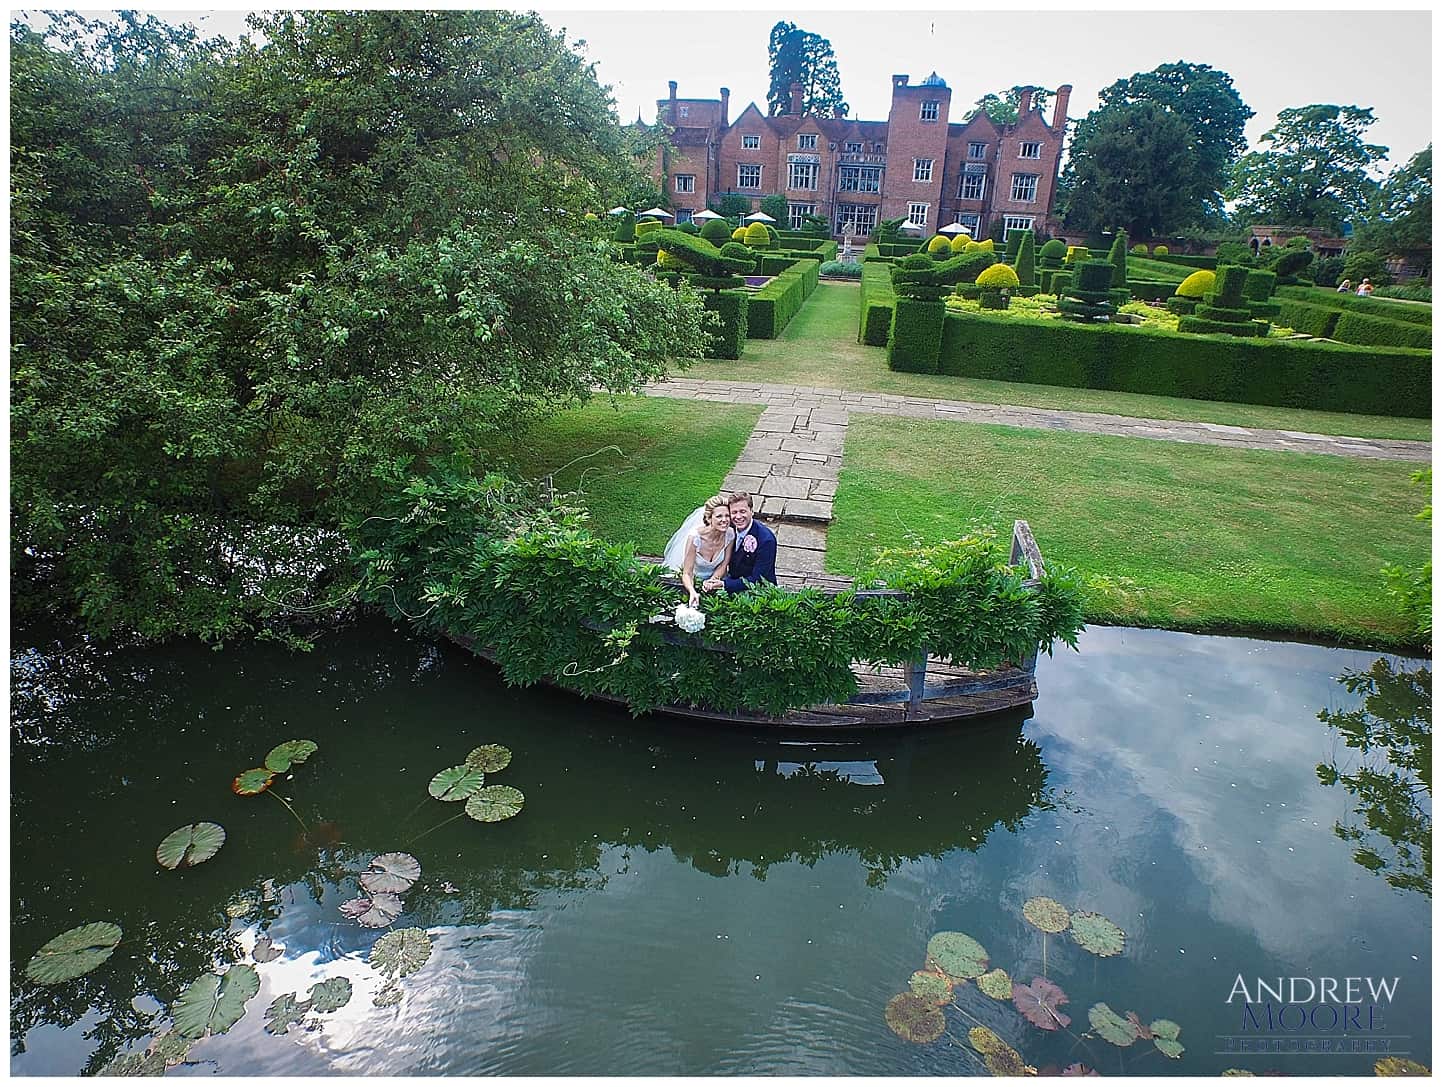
<box><xmin>10</xmin><ymin>620</ymin><xmax>1431</xmax><ymax>1076</ymax></box>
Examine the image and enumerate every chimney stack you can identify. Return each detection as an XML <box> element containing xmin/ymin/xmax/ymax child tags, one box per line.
<box><xmin>668</xmin><ymin>80</ymin><xmax>678</xmax><ymax>124</ymax></box>
<box><xmin>790</xmin><ymin>82</ymin><xmax>804</xmax><ymax>115</ymax></box>
<box><xmin>1018</xmin><ymin>87</ymin><xmax>1033</xmax><ymax>116</ymax></box>
<box><xmin>892</xmin><ymin>74</ymin><xmax>909</xmax><ymax>89</ymax></box>
<box><xmin>1051</xmin><ymin>84</ymin><xmax>1072</xmax><ymax>132</ymax></box>
<box><xmin>720</xmin><ymin>86</ymin><xmax>730</xmax><ymax>128</ymax></box>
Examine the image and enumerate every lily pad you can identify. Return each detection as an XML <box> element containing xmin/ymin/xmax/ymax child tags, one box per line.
<box><xmin>263</xmin><ymin>992</ymin><xmax>310</xmax><ymax>1035</ymax></box>
<box><xmin>1022</xmin><ymin>896</ymin><xmax>1071</xmax><ymax>934</ymax></box>
<box><xmin>908</xmin><ymin>970</ymin><xmax>953</xmax><ymax>1005</ymax></box>
<box><xmin>369</xmin><ymin>927</ymin><xmax>433</xmax><ymax>979</ymax></box>
<box><xmin>1012</xmin><ymin>976</ymin><xmax>1071</xmax><ymax>1031</ymax></box>
<box><xmin>1375</xmin><ymin>1058</ymin><xmax>1430</xmax><ymax>1076</ymax></box>
<box><xmin>372</xmin><ymin>983</ymin><xmax>403</xmax><ymax>1008</ymax></box>
<box><xmin>264</xmin><ymin>739</ymin><xmax>318</xmax><ymax>773</ymax></box>
<box><xmin>968</xmin><ymin>1026</ymin><xmax>1028</xmax><ymax>1076</ymax></box>
<box><xmin>465</xmin><ymin>744</ymin><xmax>512</xmax><ymax>773</ymax></box>
<box><xmin>173</xmin><ymin>963</ymin><xmax>260</xmax><ymax>1040</ymax></box>
<box><xmin>307</xmin><ymin>977</ymin><xmax>353</xmax><ymax>1013</ymax></box>
<box><xmin>925</xmin><ymin>931</ymin><xmax>988</xmax><ymax>979</ymax></box>
<box><xmin>1070</xmin><ymin>911</ymin><xmax>1126</xmax><ymax>957</ymax></box>
<box><xmin>24</xmin><ymin>921</ymin><xmax>123</xmax><ymax>985</ymax></box>
<box><xmin>428</xmin><ymin>765</ymin><xmax>485</xmax><ymax>802</ymax></box>
<box><xmin>1127</xmin><ymin>1011</ymin><xmax>1154</xmax><ymax>1040</ymax></box>
<box><xmin>252</xmin><ymin>934</ymin><xmax>283</xmax><ymax>963</ymax></box>
<box><xmin>156</xmin><ymin>822</ymin><xmax>227</xmax><ymax>870</ymax></box>
<box><xmin>464</xmin><ymin>784</ymin><xmax>525</xmax><ymax>823</ymax></box>
<box><xmin>360</xmin><ymin>852</ymin><xmax>422</xmax><ymax>896</ymax></box>
<box><xmin>1150</xmin><ymin>1018</ymin><xmax>1181</xmax><ymax>1041</ymax></box>
<box><xmin>884</xmin><ymin>992</ymin><xmax>945</xmax><ymax>1044</ymax></box>
<box><xmin>977</xmin><ymin>968</ymin><xmax>1014</xmax><ymax>1000</ymax></box>
<box><xmin>232</xmin><ymin>768</ymin><xmax>275</xmax><ymax>796</ymax></box>
<box><xmin>1088</xmin><ymin>1002</ymin><xmax>1140</xmax><ymax>1047</ymax></box>
<box><xmin>1155</xmin><ymin>1037</ymin><xmax>1185</xmax><ymax>1059</ymax></box>
<box><xmin>339</xmin><ymin>893</ymin><xmax>404</xmax><ymax>929</ymax></box>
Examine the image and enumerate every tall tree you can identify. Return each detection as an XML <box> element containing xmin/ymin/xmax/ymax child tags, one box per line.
<box><xmin>1064</xmin><ymin>62</ymin><xmax>1252</xmax><ymax>229</ymax></box>
<box><xmin>766</xmin><ymin>21</ymin><xmax>848</xmax><ymax>117</ymax></box>
<box><xmin>1059</xmin><ymin>102</ymin><xmax>1199</xmax><ymax>238</ymax></box>
<box><xmin>1227</xmin><ymin>104</ymin><xmax>1387</xmax><ymax>235</ymax></box>
<box><xmin>1352</xmin><ymin>144</ymin><xmax>1431</xmax><ymax>255</ymax></box>
<box><xmin>963</xmin><ymin>86</ymin><xmax>1052</xmax><ymax>125</ymax></box>
<box><xmin>11</xmin><ymin>11</ymin><xmax>709</xmax><ymax>642</ymax></box>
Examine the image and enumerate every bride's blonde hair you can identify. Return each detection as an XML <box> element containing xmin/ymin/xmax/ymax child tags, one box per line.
<box><xmin>702</xmin><ymin>494</ymin><xmax>730</xmax><ymax>523</ymax></box>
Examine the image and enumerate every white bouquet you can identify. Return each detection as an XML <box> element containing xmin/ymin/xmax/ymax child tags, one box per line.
<box><xmin>673</xmin><ymin>603</ymin><xmax>706</xmax><ymax>634</ymax></box>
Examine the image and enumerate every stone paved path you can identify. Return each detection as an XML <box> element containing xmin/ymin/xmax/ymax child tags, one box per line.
<box><xmin>648</xmin><ymin>377</ymin><xmax>1431</xmax><ymax>463</ymax></box>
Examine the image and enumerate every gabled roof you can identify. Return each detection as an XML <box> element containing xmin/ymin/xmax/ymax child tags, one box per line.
<box><xmin>1003</xmin><ymin>107</ymin><xmax>1055</xmax><ymax>137</ymax></box>
<box><xmin>949</xmin><ymin>110</ymin><xmax>1001</xmax><ymax>139</ymax></box>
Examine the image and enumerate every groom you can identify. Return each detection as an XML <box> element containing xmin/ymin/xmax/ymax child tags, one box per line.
<box><xmin>707</xmin><ymin>490</ymin><xmax>777</xmax><ymax>594</ymax></box>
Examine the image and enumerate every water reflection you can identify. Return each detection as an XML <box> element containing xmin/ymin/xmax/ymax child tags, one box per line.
<box><xmin>1316</xmin><ymin>659</ymin><xmax>1432</xmax><ymax>897</ymax></box>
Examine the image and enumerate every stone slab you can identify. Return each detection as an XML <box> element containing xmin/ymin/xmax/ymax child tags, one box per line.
<box><xmin>760</xmin><ymin>476</ymin><xmax>811</xmax><ymax>500</ymax></box>
<box><xmin>786</xmin><ymin>461</ymin><xmax>840</xmax><ymax>481</ymax></box>
<box><xmin>776</xmin><ymin>522</ymin><xmax>828</xmax><ymax>550</ymax></box>
<box><xmin>776</xmin><ymin>544</ymin><xmax>828</xmax><ymax>574</ymax></box>
<box><xmin>785</xmin><ymin>498</ymin><xmax>833</xmax><ymax>522</ymax></box>
<box><xmin>759</xmin><ymin>497</ymin><xmax>787</xmax><ymax>517</ymax></box>
<box><xmin>722</xmin><ymin>475</ymin><xmax>765</xmax><ymax>495</ymax></box>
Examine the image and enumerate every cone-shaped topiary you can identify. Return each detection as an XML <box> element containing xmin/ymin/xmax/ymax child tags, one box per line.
<box><xmin>1039</xmin><ymin>239</ymin><xmax>1068</xmax><ymax>268</ymax></box>
<box><xmin>743</xmin><ymin>222</ymin><xmax>772</xmax><ymax>249</ymax></box>
<box><xmin>927</xmin><ymin>235</ymin><xmax>952</xmax><ymax>255</ymax></box>
<box><xmin>700</xmin><ymin>217</ymin><xmax>733</xmax><ymax>244</ymax></box>
<box><xmin>1107</xmin><ymin>231</ymin><xmax>1129</xmax><ymax>288</ymax></box>
<box><xmin>1015</xmin><ymin>232</ymin><xmax>1037</xmax><ymax>287</ymax></box>
<box><xmin>1175</xmin><ymin>270</ymin><xmax>1216</xmax><ymax>299</ymax></box>
<box><xmin>976</xmin><ymin>263</ymin><xmax>1021</xmax><ymax>289</ymax></box>
<box><xmin>1004</xmin><ymin>229</ymin><xmax>1029</xmax><ymax>263</ymax></box>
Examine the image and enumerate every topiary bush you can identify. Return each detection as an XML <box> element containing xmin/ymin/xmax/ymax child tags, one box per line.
<box><xmin>927</xmin><ymin>235</ymin><xmax>952</xmax><ymax>255</ymax></box>
<box><xmin>819</xmin><ymin>260</ymin><xmax>862</xmax><ymax>278</ymax></box>
<box><xmin>1153</xmin><ymin>245</ymin><xmax>1169</xmax><ymax>256</ymax></box>
<box><xmin>1108</xmin><ymin>230</ymin><xmax>1129</xmax><ymax>289</ymax></box>
<box><xmin>965</xmin><ymin>239</ymin><xmax>995</xmax><ymax>254</ymax></box>
<box><xmin>1039</xmin><ymin>239</ymin><xmax>1068</xmax><ymax>269</ymax></box>
<box><xmin>1057</xmin><ymin>260</ymin><xmax>1117</xmax><ymax>321</ymax></box>
<box><xmin>732</xmin><ymin>226</ymin><xmax>748</xmax><ymax>242</ymax></box>
<box><xmin>700</xmin><ymin>217</ymin><xmax>733</xmax><ymax>244</ymax></box>
<box><xmin>1179</xmin><ymin>264</ymin><xmax>1268</xmax><ymax>337</ymax></box>
<box><xmin>744</xmin><ymin>221</ymin><xmax>772</xmax><ymax>249</ymax></box>
<box><xmin>889</xmin><ymin>297</ymin><xmax>946</xmax><ymax>372</ymax></box>
<box><xmin>703</xmin><ymin>291</ymin><xmax>748</xmax><ymax>359</ymax></box>
<box><xmin>635</xmin><ymin>219</ymin><xmax>662</xmax><ymax>238</ymax></box>
<box><xmin>1004</xmin><ymin>229</ymin><xmax>1029</xmax><ymax>263</ymax></box>
<box><xmin>1269</xmin><ymin>245</ymin><xmax>1315</xmax><ymax>283</ymax></box>
<box><xmin>613</xmin><ymin>212</ymin><xmax>636</xmax><ymax>243</ymax></box>
<box><xmin>1130</xmin><ymin>243</ymin><xmax>1149</xmax><ymax>255</ymax></box>
<box><xmin>1015</xmin><ymin>231</ymin><xmax>1037</xmax><ymax>288</ymax></box>
<box><xmin>949</xmin><ymin>233</ymin><xmax>971</xmax><ymax>254</ymax></box>
<box><xmin>979</xmin><ymin>290</ymin><xmax>1010</xmax><ymax>310</ymax></box>
<box><xmin>976</xmin><ymin>263</ymin><xmax>1021</xmax><ymax>289</ymax></box>
<box><xmin>1175</xmin><ymin>269</ymin><xmax>1216</xmax><ymax>299</ymax></box>
<box><xmin>1065</xmin><ymin>246</ymin><xmax>1090</xmax><ymax>265</ymax></box>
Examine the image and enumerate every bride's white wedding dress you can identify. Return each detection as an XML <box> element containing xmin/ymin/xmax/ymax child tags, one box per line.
<box><xmin>662</xmin><ymin>507</ymin><xmax>734</xmax><ymax>577</ymax></box>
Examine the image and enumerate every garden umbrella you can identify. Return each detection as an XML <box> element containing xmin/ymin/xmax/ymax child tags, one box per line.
<box><xmin>937</xmin><ymin>222</ymin><xmax>971</xmax><ymax>236</ymax></box>
<box><xmin>898</xmin><ymin>220</ymin><xmax>925</xmax><ymax>235</ymax></box>
<box><xmin>692</xmin><ymin>209</ymin><xmax>723</xmax><ymax>221</ymax></box>
<box><xmin>742</xmin><ymin>212</ymin><xmax>777</xmax><ymax>223</ymax></box>
<box><xmin>638</xmin><ymin>207</ymin><xmax>673</xmax><ymax>220</ymax></box>
<box><xmin>608</xmin><ymin>206</ymin><xmax>629</xmax><ymax>216</ymax></box>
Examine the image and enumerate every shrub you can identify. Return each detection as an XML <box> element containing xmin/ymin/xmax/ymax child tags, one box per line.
<box><xmin>676</xmin><ymin>221</ymin><xmax>701</xmax><ymax>235</ymax></box>
<box><xmin>1276</xmin><ymin>286</ymin><xmax>1431</xmax><ymax>326</ymax></box>
<box><xmin>1065</xmin><ymin>245</ymin><xmax>1090</xmax><ymax>265</ymax></box>
<box><xmin>732</xmin><ymin>227</ymin><xmax>747</xmax><ymax>242</ymax></box>
<box><xmin>759</xmin><ymin>194</ymin><xmax>788</xmax><ymax>222</ymax></box>
<box><xmin>965</xmin><ymin>239</ymin><xmax>995</xmax><ymax>254</ymax></box>
<box><xmin>1130</xmin><ymin>243</ymin><xmax>1149</xmax><ymax>255</ymax></box>
<box><xmin>820</xmin><ymin>260</ymin><xmax>862</xmax><ymax>278</ymax></box>
<box><xmin>635</xmin><ymin>219</ymin><xmax>662</xmax><ymax>238</ymax></box>
<box><xmin>859</xmin><ymin>261</ymin><xmax>896</xmax><ymax>345</ymax></box>
<box><xmin>1376</xmin><ymin>283</ymin><xmax>1431</xmax><ymax>302</ymax></box>
<box><xmin>1049</xmin><ymin>271</ymin><xmax>1072</xmax><ymax>295</ymax></box>
<box><xmin>1332</xmin><ymin>310</ymin><xmax>1433</xmax><ymax>350</ymax></box>
<box><xmin>613</xmin><ymin>213</ymin><xmax>636</xmax><ymax>243</ymax></box>
<box><xmin>1311</xmin><ymin>255</ymin><xmax>1345</xmax><ymax>288</ymax></box>
<box><xmin>1343</xmin><ymin>250</ymin><xmax>1393</xmax><ymax>286</ymax></box>
<box><xmin>927</xmin><ymin>235</ymin><xmax>952</xmax><ymax>255</ymax></box>
<box><xmin>703</xmin><ymin>290</ymin><xmax>748</xmax><ymax>359</ymax></box>
<box><xmin>1269</xmin><ymin>246</ymin><xmax>1315</xmax><ymax>281</ymax></box>
<box><xmin>747</xmin><ymin>262</ymin><xmax>815</xmax><ymax>338</ymax></box>
<box><xmin>979</xmin><ymin>290</ymin><xmax>1010</xmax><ymax>310</ymax></box>
<box><xmin>799</xmin><ymin>212</ymin><xmax>831</xmax><ymax>236</ymax></box>
<box><xmin>1215</xmin><ymin>241</ymin><xmax>1256</xmax><ymax>267</ymax></box>
<box><xmin>1005</xmin><ymin>229</ymin><xmax>1029</xmax><ymax>263</ymax></box>
<box><xmin>764</xmin><ymin>223</ymin><xmax>780</xmax><ymax>245</ymax></box>
<box><xmin>935</xmin><ymin>309</ymin><xmax>1429</xmax><ymax>417</ymax></box>
<box><xmin>1242</xmin><ymin>269</ymin><xmax>1278</xmax><ymax>301</ymax></box>
<box><xmin>1016</xmin><ymin>231</ymin><xmax>1037</xmax><ymax>288</ymax></box>
<box><xmin>1058</xmin><ymin>260</ymin><xmax>1117</xmax><ymax>321</ymax></box>
<box><xmin>949</xmin><ymin>234</ymin><xmax>971</xmax><ymax>254</ymax></box>
<box><xmin>744</xmin><ymin>221</ymin><xmax>772</xmax><ymax>249</ymax></box>
<box><xmin>700</xmin><ymin>217</ymin><xmax>733</xmax><ymax>244</ymax></box>
<box><xmin>1153</xmin><ymin>245</ymin><xmax>1169</xmax><ymax>256</ymax></box>
<box><xmin>976</xmin><ymin>263</ymin><xmax>1021</xmax><ymax>289</ymax></box>
<box><xmin>889</xmin><ymin>298</ymin><xmax>945</xmax><ymax>372</ymax></box>
<box><xmin>1127</xmin><ymin>279</ymin><xmax>1178</xmax><ymax>301</ymax></box>
<box><xmin>1039</xmin><ymin>239</ymin><xmax>1068</xmax><ymax>267</ymax></box>
<box><xmin>1175</xmin><ymin>270</ymin><xmax>1216</xmax><ymax>299</ymax></box>
<box><xmin>1108</xmin><ymin>231</ymin><xmax>1129</xmax><ymax>288</ymax></box>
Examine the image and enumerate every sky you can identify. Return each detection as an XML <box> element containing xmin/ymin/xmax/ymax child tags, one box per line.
<box><xmin>32</xmin><ymin>7</ymin><xmax>1433</xmax><ymax>170</ymax></box>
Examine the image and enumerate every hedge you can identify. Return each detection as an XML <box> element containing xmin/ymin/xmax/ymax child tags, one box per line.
<box><xmin>769</xmin><ymin>240</ymin><xmax>839</xmax><ymax>264</ymax></box>
<box><xmin>1277</xmin><ymin>285</ymin><xmax>1432</xmax><ymax>327</ymax></box>
<box><xmin>703</xmin><ymin>290</ymin><xmax>748</xmax><ymax>359</ymax></box>
<box><xmin>877</xmin><ymin>242</ymin><xmax>924</xmax><ymax>258</ymax></box>
<box><xmin>934</xmin><ymin>309</ymin><xmax>1429</xmax><ymax>417</ymax></box>
<box><xmin>747</xmin><ymin>260</ymin><xmax>817</xmax><ymax>338</ymax></box>
<box><xmin>1146</xmin><ymin>253</ymin><xmax>1218</xmax><ymax>270</ymax></box>
<box><xmin>859</xmin><ymin>261</ymin><xmax>896</xmax><ymax>345</ymax></box>
<box><xmin>1128</xmin><ymin>279</ymin><xmax>1179</xmax><ymax>301</ymax></box>
<box><xmin>1274</xmin><ymin>298</ymin><xmax>1340</xmax><ymax>338</ymax></box>
<box><xmin>889</xmin><ymin>298</ymin><xmax>945</xmax><ymax>373</ymax></box>
<box><xmin>1332</xmin><ymin>309</ymin><xmax>1433</xmax><ymax>349</ymax></box>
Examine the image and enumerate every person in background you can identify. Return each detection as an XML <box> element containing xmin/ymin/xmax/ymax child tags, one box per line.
<box><xmin>1356</xmin><ymin>278</ymin><xmax>1374</xmax><ymax>296</ymax></box>
<box><xmin>1337</xmin><ymin>279</ymin><xmax>1352</xmax><ymax>293</ymax></box>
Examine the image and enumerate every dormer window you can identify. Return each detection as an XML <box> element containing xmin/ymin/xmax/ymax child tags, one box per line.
<box><xmin>920</xmin><ymin>100</ymin><xmax>939</xmax><ymax>122</ymax></box>
<box><xmin>845</xmin><ymin>141</ymin><xmax>862</xmax><ymax>153</ymax></box>
<box><xmin>742</xmin><ymin>134</ymin><xmax>760</xmax><ymax>149</ymax></box>
<box><xmin>797</xmin><ymin>133</ymin><xmax>818</xmax><ymax>150</ymax></box>
<box><xmin>968</xmin><ymin>142</ymin><xmax>987</xmax><ymax>160</ymax></box>
<box><xmin>1020</xmin><ymin>141</ymin><xmax>1042</xmax><ymax>159</ymax></box>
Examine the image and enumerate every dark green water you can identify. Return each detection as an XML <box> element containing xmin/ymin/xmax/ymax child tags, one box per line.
<box><xmin>10</xmin><ymin>620</ymin><xmax>1431</xmax><ymax>1075</ymax></box>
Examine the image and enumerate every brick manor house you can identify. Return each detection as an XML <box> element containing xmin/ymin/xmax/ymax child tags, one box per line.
<box><xmin>643</xmin><ymin>72</ymin><xmax>1071</xmax><ymax>239</ymax></box>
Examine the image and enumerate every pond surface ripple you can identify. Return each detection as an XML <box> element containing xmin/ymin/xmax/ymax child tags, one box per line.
<box><xmin>10</xmin><ymin>620</ymin><xmax>1431</xmax><ymax>1076</ymax></box>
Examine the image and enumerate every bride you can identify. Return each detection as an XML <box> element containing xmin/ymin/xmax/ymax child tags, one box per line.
<box><xmin>662</xmin><ymin>494</ymin><xmax>735</xmax><ymax>607</ymax></box>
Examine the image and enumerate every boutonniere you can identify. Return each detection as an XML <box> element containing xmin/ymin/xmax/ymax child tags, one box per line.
<box><xmin>742</xmin><ymin>535</ymin><xmax>758</xmax><ymax>554</ymax></box>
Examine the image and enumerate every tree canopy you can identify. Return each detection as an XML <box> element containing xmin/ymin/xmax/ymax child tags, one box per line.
<box><xmin>766</xmin><ymin>21</ymin><xmax>848</xmax><ymax>118</ymax></box>
<box><xmin>10</xmin><ymin>11</ymin><xmax>709</xmax><ymax>643</ymax></box>
<box><xmin>1352</xmin><ymin>144</ymin><xmax>1431</xmax><ymax>256</ymax></box>
<box><xmin>1063</xmin><ymin>62</ymin><xmax>1252</xmax><ymax>233</ymax></box>
<box><xmin>963</xmin><ymin>86</ymin><xmax>1052</xmax><ymax>126</ymax></box>
<box><xmin>1226</xmin><ymin>104</ymin><xmax>1388</xmax><ymax>235</ymax></box>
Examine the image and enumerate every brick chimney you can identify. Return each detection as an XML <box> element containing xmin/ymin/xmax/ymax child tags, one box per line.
<box><xmin>1018</xmin><ymin>87</ymin><xmax>1033</xmax><ymax>116</ymax></box>
<box><xmin>1051</xmin><ymin>84</ymin><xmax>1072</xmax><ymax>132</ymax></box>
<box><xmin>892</xmin><ymin>74</ymin><xmax>909</xmax><ymax>89</ymax></box>
<box><xmin>668</xmin><ymin>80</ymin><xmax>678</xmax><ymax>124</ymax></box>
<box><xmin>789</xmin><ymin>82</ymin><xmax>803</xmax><ymax>115</ymax></box>
<box><xmin>720</xmin><ymin>86</ymin><xmax>730</xmax><ymax>128</ymax></box>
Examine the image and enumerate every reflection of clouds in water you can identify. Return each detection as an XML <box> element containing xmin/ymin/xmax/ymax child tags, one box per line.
<box><xmin>1031</xmin><ymin>626</ymin><xmax>1427</xmax><ymax>965</ymax></box>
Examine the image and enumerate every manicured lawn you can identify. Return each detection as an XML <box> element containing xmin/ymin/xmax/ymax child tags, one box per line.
<box><xmin>828</xmin><ymin>415</ymin><xmax>1431</xmax><ymax>648</ymax></box>
<box><xmin>499</xmin><ymin>396</ymin><xmax>761</xmax><ymax>553</ymax></box>
<box><xmin>697</xmin><ymin>282</ymin><xmax>1431</xmax><ymax>442</ymax></box>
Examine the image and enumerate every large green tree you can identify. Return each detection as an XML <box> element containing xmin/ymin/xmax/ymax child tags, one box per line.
<box><xmin>11</xmin><ymin>11</ymin><xmax>709</xmax><ymax>643</ymax></box>
<box><xmin>1059</xmin><ymin>102</ymin><xmax>1201</xmax><ymax>237</ymax></box>
<box><xmin>1352</xmin><ymin>144</ymin><xmax>1431</xmax><ymax>256</ymax></box>
<box><xmin>766</xmin><ymin>21</ymin><xmax>848</xmax><ymax>117</ymax></box>
<box><xmin>1063</xmin><ymin>61</ymin><xmax>1252</xmax><ymax>232</ymax></box>
<box><xmin>1227</xmin><ymin>104</ymin><xmax>1387</xmax><ymax>235</ymax></box>
<box><xmin>963</xmin><ymin>86</ymin><xmax>1052</xmax><ymax>125</ymax></box>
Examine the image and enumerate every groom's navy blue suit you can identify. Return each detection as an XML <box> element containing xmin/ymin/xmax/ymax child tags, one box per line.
<box><xmin>722</xmin><ymin>519</ymin><xmax>778</xmax><ymax>593</ymax></box>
